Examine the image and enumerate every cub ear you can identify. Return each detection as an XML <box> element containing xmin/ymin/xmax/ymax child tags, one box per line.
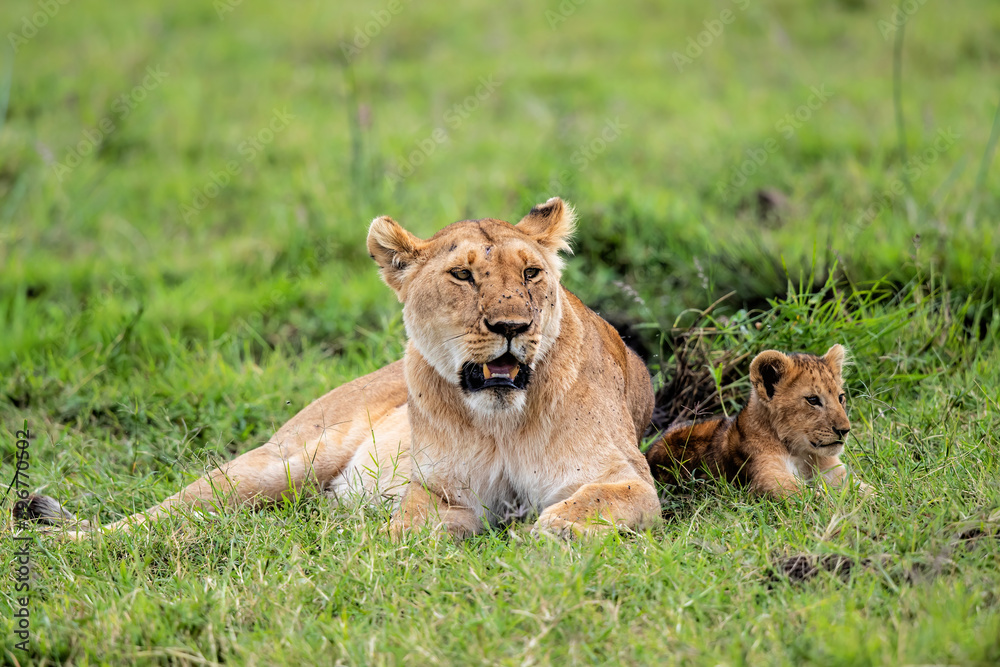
<box><xmin>822</xmin><ymin>343</ymin><xmax>846</xmax><ymax>377</ymax></box>
<box><xmin>367</xmin><ymin>216</ymin><xmax>427</xmax><ymax>299</ymax></box>
<box><xmin>749</xmin><ymin>350</ymin><xmax>790</xmax><ymax>401</ymax></box>
<box><xmin>515</xmin><ymin>197</ymin><xmax>576</xmax><ymax>255</ymax></box>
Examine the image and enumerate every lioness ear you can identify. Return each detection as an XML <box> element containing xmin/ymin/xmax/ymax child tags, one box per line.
<box><xmin>749</xmin><ymin>350</ymin><xmax>789</xmax><ymax>401</ymax></box>
<box><xmin>822</xmin><ymin>344</ymin><xmax>846</xmax><ymax>377</ymax></box>
<box><xmin>515</xmin><ymin>197</ymin><xmax>576</xmax><ymax>254</ymax></box>
<box><xmin>367</xmin><ymin>216</ymin><xmax>426</xmax><ymax>299</ymax></box>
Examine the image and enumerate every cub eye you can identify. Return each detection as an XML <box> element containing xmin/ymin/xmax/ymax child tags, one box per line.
<box><xmin>450</xmin><ymin>268</ymin><xmax>473</xmax><ymax>282</ymax></box>
<box><xmin>839</xmin><ymin>393</ymin><xmax>846</xmax><ymax>404</ymax></box>
<box><xmin>805</xmin><ymin>396</ymin><xmax>822</xmax><ymax>407</ymax></box>
<box><xmin>523</xmin><ymin>267</ymin><xmax>541</xmax><ymax>281</ymax></box>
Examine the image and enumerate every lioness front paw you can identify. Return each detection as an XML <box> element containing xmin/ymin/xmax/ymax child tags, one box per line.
<box><xmin>532</xmin><ymin>515</ymin><xmax>580</xmax><ymax>540</ymax></box>
<box><xmin>388</xmin><ymin>517</ymin><xmax>410</xmax><ymax>540</ymax></box>
<box><xmin>389</xmin><ymin>515</ymin><xmax>479</xmax><ymax>540</ymax></box>
<box><xmin>532</xmin><ymin>514</ymin><xmax>612</xmax><ymax>540</ymax></box>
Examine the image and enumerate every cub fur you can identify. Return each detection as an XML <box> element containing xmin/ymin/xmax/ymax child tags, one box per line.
<box><xmin>646</xmin><ymin>344</ymin><xmax>863</xmax><ymax>498</ymax></box>
<box><xmin>19</xmin><ymin>198</ymin><xmax>660</xmax><ymax>538</ymax></box>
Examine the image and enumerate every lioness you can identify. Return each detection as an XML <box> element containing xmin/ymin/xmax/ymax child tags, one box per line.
<box><xmin>646</xmin><ymin>345</ymin><xmax>865</xmax><ymax>497</ymax></box>
<box><xmin>21</xmin><ymin>198</ymin><xmax>661</xmax><ymax>538</ymax></box>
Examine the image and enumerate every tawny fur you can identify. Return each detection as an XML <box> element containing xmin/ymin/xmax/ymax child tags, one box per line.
<box><xmin>646</xmin><ymin>345</ymin><xmax>864</xmax><ymax>498</ymax></box>
<box><xmin>23</xmin><ymin>198</ymin><xmax>660</xmax><ymax>539</ymax></box>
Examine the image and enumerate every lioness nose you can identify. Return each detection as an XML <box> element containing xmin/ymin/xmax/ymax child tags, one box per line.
<box><xmin>485</xmin><ymin>319</ymin><xmax>531</xmax><ymax>340</ymax></box>
<box><xmin>834</xmin><ymin>426</ymin><xmax>850</xmax><ymax>438</ymax></box>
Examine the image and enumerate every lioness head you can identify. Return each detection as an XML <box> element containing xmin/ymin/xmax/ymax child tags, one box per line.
<box><xmin>367</xmin><ymin>197</ymin><xmax>576</xmax><ymax>413</ymax></box>
<box><xmin>749</xmin><ymin>344</ymin><xmax>851</xmax><ymax>456</ymax></box>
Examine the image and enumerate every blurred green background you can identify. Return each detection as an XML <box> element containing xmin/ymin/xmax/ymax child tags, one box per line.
<box><xmin>2</xmin><ymin>0</ymin><xmax>998</xmax><ymax>367</ymax></box>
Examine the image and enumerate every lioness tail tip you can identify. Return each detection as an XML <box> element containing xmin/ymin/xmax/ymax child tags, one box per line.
<box><xmin>12</xmin><ymin>493</ymin><xmax>76</xmax><ymax>525</ymax></box>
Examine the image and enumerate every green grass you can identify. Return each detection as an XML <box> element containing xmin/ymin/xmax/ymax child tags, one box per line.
<box><xmin>2</xmin><ymin>0</ymin><xmax>999</xmax><ymax>663</ymax></box>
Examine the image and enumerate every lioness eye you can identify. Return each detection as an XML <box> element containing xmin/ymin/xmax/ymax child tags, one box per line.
<box><xmin>450</xmin><ymin>268</ymin><xmax>473</xmax><ymax>282</ymax></box>
<box><xmin>839</xmin><ymin>393</ymin><xmax>846</xmax><ymax>404</ymax></box>
<box><xmin>523</xmin><ymin>267</ymin><xmax>541</xmax><ymax>281</ymax></box>
<box><xmin>805</xmin><ymin>396</ymin><xmax>822</xmax><ymax>407</ymax></box>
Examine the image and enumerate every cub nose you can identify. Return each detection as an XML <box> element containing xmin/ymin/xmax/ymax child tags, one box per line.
<box><xmin>485</xmin><ymin>318</ymin><xmax>531</xmax><ymax>340</ymax></box>
<box><xmin>834</xmin><ymin>426</ymin><xmax>851</xmax><ymax>438</ymax></box>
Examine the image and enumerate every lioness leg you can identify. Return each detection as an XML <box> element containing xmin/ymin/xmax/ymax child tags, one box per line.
<box><xmin>390</xmin><ymin>484</ymin><xmax>483</xmax><ymax>539</ymax></box>
<box><xmin>20</xmin><ymin>436</ymin><xmax>352</xmax><ymax>539</ymax></box>
<box><xmin>118</xmin><ymin>436</ymin><xmax>350</xmax><ymax>524</ymax></box>
<box><xmin>19</xmin><ymin>361</ymin><xmax>410</xmax><ymax>539</ymax></box>
<box><xmin>534</xmin><ymin>479</ymin><xmax>660</xmax><ymax>537</ymax></box>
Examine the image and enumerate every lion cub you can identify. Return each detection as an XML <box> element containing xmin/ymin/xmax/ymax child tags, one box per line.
<box><xmin>646</xmin><ymin>344</ymin><xmax>863</xmax><ymax>498</ymax></box>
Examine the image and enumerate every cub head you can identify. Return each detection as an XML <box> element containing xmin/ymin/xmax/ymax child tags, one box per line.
<box><xmin>367</xmin><ymin>197</ymin><xmax>576</xmax><ymax>413</ymax></box>
<box><xmin>748</xmin><ymin>344</ymin><xmax>851</xmax><ymax>457</ymax></box>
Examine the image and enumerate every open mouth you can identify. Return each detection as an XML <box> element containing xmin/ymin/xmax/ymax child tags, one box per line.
<box><xmin>460</xmin><ymin>353</ymin><xmax>531</xmax><ymax>392</ymax></box>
